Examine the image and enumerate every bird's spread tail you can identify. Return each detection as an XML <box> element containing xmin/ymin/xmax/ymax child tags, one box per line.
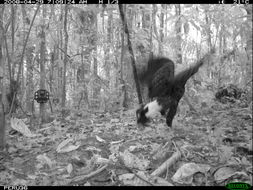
<box><xmin>173</xmin><ymin>50</ymin><xmax>215</xmax><ymax>87</ymax></box>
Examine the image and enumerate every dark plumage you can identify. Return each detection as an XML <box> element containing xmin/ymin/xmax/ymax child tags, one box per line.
<box><xmin>138</xmin><ymin>57</ymin><xmax>175</xmax><ymax>99</ymax></box>
<box><xmin>136</xmin><ymin>50</ymin><xmax>214</xmax><ymax>127</ymax></box>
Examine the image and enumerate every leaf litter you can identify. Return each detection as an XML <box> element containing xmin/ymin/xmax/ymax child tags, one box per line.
<box><xmin>0</xmin><ymin>101</ymin><xmax>252</xmax><ymax>186</ymax></box>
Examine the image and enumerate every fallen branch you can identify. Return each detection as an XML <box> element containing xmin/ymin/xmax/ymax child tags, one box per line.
<box><xmin>151</xmin><ymin>150</ymin><xmax>181</xmax><ymax>176</ymax></box>
<box><xmin>118</xmin><ymin>157</ymin><xmax>154</xmax><ymax>186</ymax></box>
<box><xmin>70</xmin><ymin>164</ymin><xmax>109</xmax><ymax>184</ymax></box>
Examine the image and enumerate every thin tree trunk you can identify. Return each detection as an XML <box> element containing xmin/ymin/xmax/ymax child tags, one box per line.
<box><xmin>39</xmin><ymin>5</ymin><xmax>46</xmax><ymax>122</ymax></box>
<box><xmin>244</xmin><ymin>5</ymin><xmax>252</xmax><ymax>102</ymax></box>
<box><xmin>159</xmin><ymin>4</ymin><xmax>165</xmax><ymax>55</ymax></box>
<box><xmin>22</xmin><ymin>5</ymin><xmax>34</xmax><ymax>113</ymax></box>
<box><xmin>61</xmin><ymin>4</ymin><xmax>68</xmax><ymax>116</ymax></box>
<box><xmin>105</xmin><ymin>9</ymin><xmax>112</xmax><ymax>81</ymax></box>
<box><xmin>175</xmin><ymin>4</ymin><xmax>182</xmax><ymax>64</ymax></box>
<box><xmin>152</xmin><ymin>5</ymin><xmax>159</xmax><ymax>45</ymax></box>
<box><xmin>120</xmin><ymin>5</ymin><xmax>127</xmax><ymax>108</ymax></box>
<box><xmin>0</xmin><ymin>5</ymin><xmax>6</xmax><ymax>150</ymax></box>
<box><xmin>118</xmin><ymin>4</ymin><xmax>142</xmax><ymax>104</ymax></box>
<box><xmin>16</xmin><ymin>4</ymin><xmax>40</xmax><ymax>83</ymax></box>
<box><xmin>204</xmin><ymin>7</ymin><xmax>213</xmax><ymax>80</ymax></box>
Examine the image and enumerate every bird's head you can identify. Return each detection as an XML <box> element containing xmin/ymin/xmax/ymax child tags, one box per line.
<box><xmin>136</xmin><ymin>100</ymin><xmax>163</xmax><ymax>126</ymax></box>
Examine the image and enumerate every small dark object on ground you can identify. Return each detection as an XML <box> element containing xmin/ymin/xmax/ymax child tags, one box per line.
<box><xmin>215</xmin><ymin>84</ymin><xmax>246</xmax><ymax>104</ymax></box>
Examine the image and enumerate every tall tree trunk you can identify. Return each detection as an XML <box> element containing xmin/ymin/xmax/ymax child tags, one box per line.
<box><xmin>91</xmin><ymin>9</ymin><xmax>99</xmax><ymax>101</ymax></box>
<box><xmin>58</xmin><ymin>6</ymin><xmax>63</xmax><ymax>105</ymax></box>
<box><xmin>218</xmin><ymin>16</ymin><xmax>225</xmax><ymax>88</ymax></box>
<box><xmin>150</xmin><ymin>5</ymin><xmax>155</xmax><ymax>54</ymax></box>
<box><xmin>61</xmin><ymin>4</ymin><xmax>68</xmax><ymax>116</ymax></box>
<box><xmin>11</xmin><ymin>5</ymin><xmax>16</xmax><ymax>79</ymax></box>
<box><xmin>105</xmin><ymin>9</ymin><xmax>112</xmax><ymax>82</ymax></box>
<box><xmin>0</xmin><ymin>5</ymin><xmax>6</xmax><ymax>150</ymax></box>
<box><xmin>25</xmin><ymin>47</ymin><xmax>34</xmax><ymax>113</ymax></box>
<box><xmin>159</xmin><ymin>4</ymin><xmax>165</xmax><ymax>55</ymax></box>
<box><xmin>204</xmin><ymin>7</ymin><xmax>213</xmax><ymax>80</ymax></box>
<box><xmin>142</xmin><ymin>6</ymin><xmax>150</xmax><ymax>29</ymax></box>
<box><xmin>175</xmin><ymin>4</ymin><xmax>182</xmax><ymax>64</ymax></box>
<box><xmin>244</xmin><ymin>5</ymin><xmax>252</xmax><ymax>102</ymax></box>
<box><xmin>39</xmin><ymin>5</ymin><xmax>46</xmax><ymax>122</ymax></box>
<box><xmin>22</xmin><ymin>5</ymin><xmax>34</xmax><ymax>113</ymax></box>
<box><xmin>119</xmin><ymin>4</ymin><xmax>142</xmax><ymax>104</ymax></box>
<box><xmin>119</xmin><ymin>4</ymin><xmax>128</xmax><ymax>109</ymax></box>
<box><xmin>14</xmin><ymin>4</ymin><xmax>39</xmax><ymax>115</ymax></box>
<box><xmin>164</xmin><ymin>5</ymin><xmax>168</xmax><ymax>38</ymax></box>
<box><xmin>152</xmin><ymin>4</ymin><xmax>158</xmax><ymax>50</ymax></box>
<box><xmin>49</xmin><ymin>49</ymin><xmax>54</xmax><ymax>96</ymax></box>
<box><xmin>120</xmin><ymin>17</ymin><xmax>127</xmax><ymax>108</ymax></box>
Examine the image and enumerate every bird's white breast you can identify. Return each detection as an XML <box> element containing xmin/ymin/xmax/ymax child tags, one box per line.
<box><xmin>144</xmin><ymin>100</ymin><xmax>162</xmax><ymax>118</ymax></box>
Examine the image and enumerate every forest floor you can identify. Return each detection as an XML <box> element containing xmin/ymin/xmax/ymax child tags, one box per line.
<box><xmin>0</xmin><ymin>99</ymin><xmax>252</xmax><ymax>186</ymax></box>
